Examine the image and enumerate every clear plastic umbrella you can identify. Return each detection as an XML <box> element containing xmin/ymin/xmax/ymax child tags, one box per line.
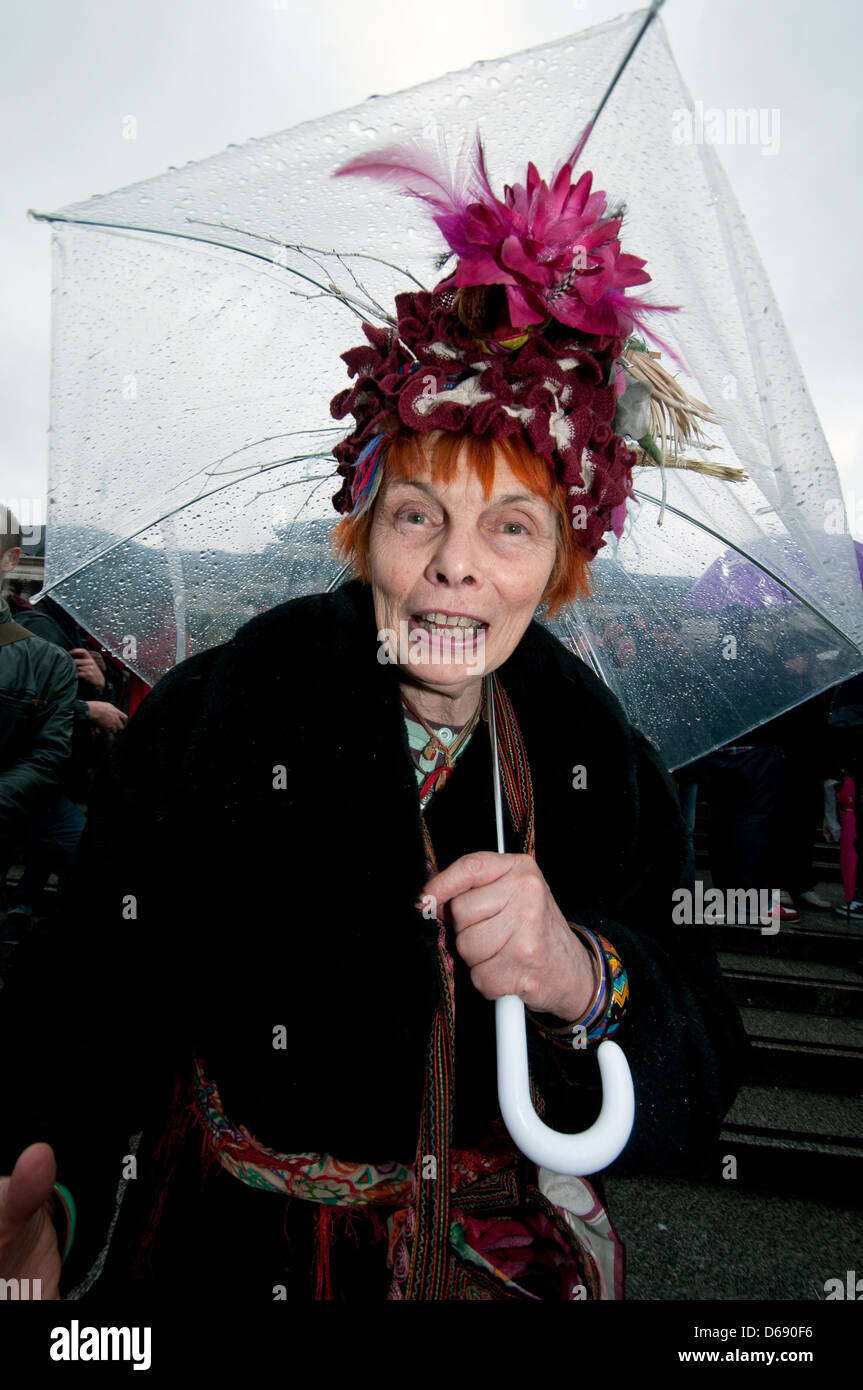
<box><xmin>30</xmin><ymin>8</ymin><xmax>863</xmax><ymax>771</ymax></box>
<box><xmin>26</xmin><ymin>6</ymin><xmax>863</xmax><ymax>1173</ymax></box>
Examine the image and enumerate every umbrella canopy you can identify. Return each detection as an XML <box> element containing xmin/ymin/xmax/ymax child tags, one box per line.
<box><xmin>30</xmin><ymin>8</ymin><xmax>863</xmax><ymax>768</ymax></box>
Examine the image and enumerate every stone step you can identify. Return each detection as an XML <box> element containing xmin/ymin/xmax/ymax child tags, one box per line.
<box><xmin>707</xmin><ymin>919</ymin><xmax>863</xmax><ymax>965</ymax></box>
<box><xmin>720</xmin><ymin>953</ymin><xmax>863</xmax><ymax>1017</ymax></box>
<box><xmin>738</xmin><ymin>1007</ymin><xmax>863</xmax><ymax>1093</ymax></box>
<box><xmin>715</xmin><ymin>1132</ymin><xmax>863</xmax><ymax>1206</ymax></box>
<box><xmin>719</xmin><ymin>1082</ymin><xmax>863</xmax><ymax>1206</ymax></box>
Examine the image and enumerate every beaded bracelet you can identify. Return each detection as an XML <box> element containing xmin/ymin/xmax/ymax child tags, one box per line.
<box><xmin>52</xmin><ymin>1183</ymin><xmax>77</xmax><ymax>1265</ymax></box>
<box><xmin>527</xmin><ymin>923</ymin><xmax>629</xmax><ymax>1050</ymax></box>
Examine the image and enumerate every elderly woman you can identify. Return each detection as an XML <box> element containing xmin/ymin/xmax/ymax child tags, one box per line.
<box><xmin>0</xmin><ymin>144</ymin><xmax>747</xmax><ymax>1303</ymax></box>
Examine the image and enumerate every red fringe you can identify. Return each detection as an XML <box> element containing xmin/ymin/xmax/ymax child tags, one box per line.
<box><xmin>312</xmin><ymin>1204</ymin><xmax>391</xmax><ymax>1300</ymax></box>
<box><xmin>131</xmin><ymin>1067</ymin><xmax>398</xmax><ymax>1295</ymax></box>
<box><xmin>132</xmin><ymin>1069</ymin><xmax>218</xmax><ymax>1276</ymax></box>
<box><xmin>314</xmin><ymin>1208</ymin><xmax>337</xmax><ymax>1300</ymax></box>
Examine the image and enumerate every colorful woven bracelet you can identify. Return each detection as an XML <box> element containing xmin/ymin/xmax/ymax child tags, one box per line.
<box><xmin>52</xmin><ymin>1182</ymin><xmax>77</xmax><ymax>1265</ymax></box>
<box><xmin>528</xmin><ymin>924</ymin><xmax>629</xmax><ymax>1051</ymax></box>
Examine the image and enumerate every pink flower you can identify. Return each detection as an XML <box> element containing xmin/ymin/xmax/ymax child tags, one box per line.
<box><xmin>453</xmin><ymin>158</ymin><xmax>651</xmax><ymax>339</ymax></box>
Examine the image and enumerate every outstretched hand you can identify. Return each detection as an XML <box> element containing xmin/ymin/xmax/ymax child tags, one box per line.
<box><xmin>0</xmin><ymin>1143</ymin><xmax>62</xmax><ymax>1299</ymax></box>
<box><xmin>423</xmin><ymin>852</ymin><xmax>595</xmax><ymax>1022</ymax></box>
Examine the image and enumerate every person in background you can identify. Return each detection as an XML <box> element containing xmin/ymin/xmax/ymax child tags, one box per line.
<box><xmin>827</xmin><ymin>673</ymin><xmax>863</xmax><ymax>920</ymax></box>
<box><xmin>2</xmin><ymin>590</ymin><xmax>128</xmax><ymax>928</ymax></box>
<box><xmin>0</xmin><ymin>508</ymin><xmax>78</xmax><ymax>937</ymax></box>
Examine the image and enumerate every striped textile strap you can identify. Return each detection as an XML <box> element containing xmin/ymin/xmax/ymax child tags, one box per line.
<box><xmin>402</xmin><ymin>673</ymin><xmax>535</xmax><ymax>1299</ymax></box>
<box><xmin>403</xmin><ymin>913</ymin><xmax>456</xmax><ymax>1299</ymax></box>
<box><xmin>488</xmin><ymin>671</ymin><xmax>535</xmax><ymax>858</ymax></box>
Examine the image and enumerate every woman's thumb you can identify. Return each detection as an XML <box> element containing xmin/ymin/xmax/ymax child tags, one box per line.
<box><xmin>0</xmin><ymin>1143</ymin><xmax>57</xmax><ymax>1228</ymax></box>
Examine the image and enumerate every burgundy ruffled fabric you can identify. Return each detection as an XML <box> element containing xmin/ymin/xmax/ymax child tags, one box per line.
<box><xmin>330</xmin><ymin>288</ymin><xmax>636</xmax><ymax>557</ymax></box>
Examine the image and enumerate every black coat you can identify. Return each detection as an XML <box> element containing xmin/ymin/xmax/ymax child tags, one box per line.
<box><xmin>0</xmin><ymin>580</ymin><xmax>748</xmax><ymax>1297</ymax></box>
<box><xmin>0</xmin><ymin>599</ymin><xmax>78</xmax><ymax>837</ymax></box>
<box><xmin>14</xmin><ymin>594</ymin><xmax>124</xmax><ymax>802</ymax></box>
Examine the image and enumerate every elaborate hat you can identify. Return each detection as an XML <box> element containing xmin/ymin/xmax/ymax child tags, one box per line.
<box><xmin>330</xmin><ymin>137</ymin><xmax>741</xmax><ymax>558</ymax></box>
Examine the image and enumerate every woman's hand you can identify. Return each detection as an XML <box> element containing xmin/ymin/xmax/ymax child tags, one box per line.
<box><xmin>423</xmin><ymin>852</ymin><xmax>596</xmax><ymax>1021</ymax></box>
<box><xmin>0</xmin><ymin>1143</ymin><xmax>62</xmax><ymax>1299</ymax></box>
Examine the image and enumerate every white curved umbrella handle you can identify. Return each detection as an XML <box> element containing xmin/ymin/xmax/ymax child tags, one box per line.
<box><xmin>495</xmin><ymin>994</ymin><xmax>634</xmax><ymax>1175</ymax></box>
<box><xmin>484</xmin><ymin>675</ymin><xmax>635</xmax><ymax>1175</ymax></box>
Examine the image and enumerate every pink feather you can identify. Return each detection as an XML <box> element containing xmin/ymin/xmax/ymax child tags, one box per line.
<box><xmin>565</xmin><ymin>121</ymin><xmax>594</xmax><ymax>170</ymax></box>
<box><xmin>334</xmin><ymin>144</ymin><xmax>462</xmax><ymax>211</ymax></box>
<box><xmin>335</xmin><ymin>132</ymin><xmax>678</xmax><ymax>345</ymax></box>
<box><xmin>334</xmin><ymin>143</ymin><xmax>477</xmax><ymax>258</ymax></box>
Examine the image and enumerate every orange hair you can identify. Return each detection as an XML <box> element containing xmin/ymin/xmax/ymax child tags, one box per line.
<box><xmin>330</xmin><ymin>429</ymin><xmax>591</xmax><ymax>617</ymax></box>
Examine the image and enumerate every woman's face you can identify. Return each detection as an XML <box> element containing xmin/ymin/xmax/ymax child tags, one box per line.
<box><xmin>367</xmin><ymin>442</ymin><xmax>559</xmax><ymax>713</ymax></box>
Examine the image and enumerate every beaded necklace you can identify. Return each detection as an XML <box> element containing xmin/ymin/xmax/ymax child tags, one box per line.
<box><xmin>401</xmin><ymin>685</ymin><xmax>484</xmax><ymax>807</ymax></box>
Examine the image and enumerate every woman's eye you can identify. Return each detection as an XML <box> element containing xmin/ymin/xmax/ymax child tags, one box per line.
<box><xmin>403</xmin><ymin>510</ymin><xmax>427</xmax><ymax>525</ymax></box>
<box><xmin>500</xmin><ymin>521</ymin><xmax>526</xmax><ymax>535</ymax></box>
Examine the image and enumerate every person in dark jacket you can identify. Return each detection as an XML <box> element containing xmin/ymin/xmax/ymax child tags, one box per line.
<box><xmin>5</xmin><ymin>592</ymin><xmax>128</xmax><ymax>923</ymax></box>
<box><xmin>0</xmin><ymin>510</ymin><xmax>78</xmax><ymax>928</ymax></box>
<box><xmin>13</xmin><ymin>593</ymin><xmax>128</xmax><ymax>795</ymax></box>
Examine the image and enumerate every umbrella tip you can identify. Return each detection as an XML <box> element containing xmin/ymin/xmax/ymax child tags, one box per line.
<box><xmin>27</xmin><ymin>209</ymin><xmax>52</xmax><ymax>224</ymax></box>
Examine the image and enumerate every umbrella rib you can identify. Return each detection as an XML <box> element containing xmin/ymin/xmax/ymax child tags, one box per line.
<box><xmin>171</xmin><ymin>441</ymin><xmax>338</xmax><ymax>495</ymax></box>
<box><xmin>569</xmin><ymin>0</ymin><xmax>666</xmax><ymax>165</ymax></box>
<box><xmin>633</xmin><ymin>489</ymin><xmax>863</xmax><ymax>654</ymax></box>
<box><xmin>38</xmin><ymin>466</ymin><xmax>335</xmax><ymax>595</ymax></box>
<box><xmin>559</xmin><ymin>617</ymin><xmax>610</xmax><ymax>687</ymax></box>
<box><xmin>27</xmin><ymin>210</ymin><xmax>391</xmax><ymax>327</ymax></box>
<box><xmin>589</xmin><ymin>0</ymin><xmax>666</xmax><ymax>137</ymax></box>
<box><xmin>184</xmin><ymin>217</ymin><xmax>428</xmax><ymax>292</ymax></box>
<box><xmin>326</xmin><ymin>562</ymin><xmax>353</xmax><ymax>593</ymax></box>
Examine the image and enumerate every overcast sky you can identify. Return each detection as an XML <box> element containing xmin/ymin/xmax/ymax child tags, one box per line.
<box><xmin>2</xmin><ymin>0</ymin><xmax>861</xmax><ymax>537</ymax></box>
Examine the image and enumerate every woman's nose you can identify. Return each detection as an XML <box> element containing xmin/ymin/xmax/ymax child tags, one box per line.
<box><xmin>425</xmin><ymin>523</ymin><xmax>480</xmax><ymax>586</ymax></box>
